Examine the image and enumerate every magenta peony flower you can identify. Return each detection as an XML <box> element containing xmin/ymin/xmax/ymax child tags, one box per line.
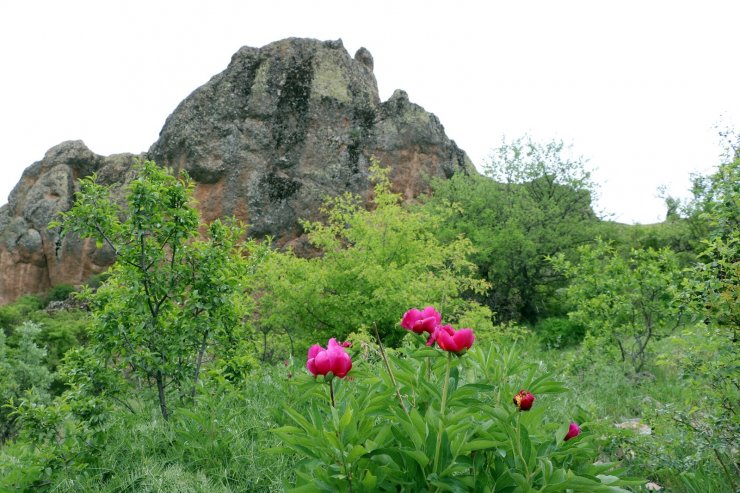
<box><xmin>513</xmin><ymin>390</ymin><xmax>535</xmax><ymax>411</ymax></box>
<box><xmin>564</xmin><ymin>422</ymin><xmax>581</xmax><ymax>441</ymax></box>
<box><xmin>306</xmin><ymin>338</ymin><xmax>353</xmax><ymax>378</ymax></box>
<box><xmin>401</xmin><ymin>306</ymin><xmax>442</xmax><ymax>335</ymax></box>
<box><xmin>435</xmin><ymin>324</ymin><xmax>475</xmax><ymax>353</ymax></box>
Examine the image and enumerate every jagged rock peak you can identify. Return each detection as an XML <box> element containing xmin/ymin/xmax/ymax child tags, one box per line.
<box><xmin>1</xmin><ymin>37</ymin><xmax>473</xmax><ymax>304</ymax></box>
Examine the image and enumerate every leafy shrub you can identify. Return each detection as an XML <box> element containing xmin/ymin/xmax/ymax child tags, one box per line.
<box><xmin>84</xmin><ymin>272</ymin><xmax>110</xmax><ymax>290</ymax></box>
<box><xmin>0</xmin><ymin>322</ymin><xmax>53</xmax><ymax>441</ymax></box>
<box><xmin>536</xmin><ymin>317</ymin><xmax>586</xmax><ymax>349</ymax></box>
<box><xmin>275</xmin><ymin>310</ymin><xmax>638</xmax><ymax>492</ymax></box>
<box><xmin>0</xmin><ymin>295</ymin><xmax>43</xmax><ymax>333</ymax></box>
<box><xmin>53</xmin><ymin>161</ymin><xmax>257</xmax><ymax>420</ymax></box>
<box><xmin>44</xmin><ymin>283</ymin><xmax>76</xmax><ymax>305</ymax></box>
<box><xmin>254</xmin><ymin>160</ymin><xmax>491</xmax><ymax>349</ymax></box>
<box><xmin>551</xmin><ymin>240</ymin><xmax>682</xmax><ymax>373</ymax></box>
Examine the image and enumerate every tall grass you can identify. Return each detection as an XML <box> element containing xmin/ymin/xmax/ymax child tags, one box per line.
<box><xmin>45</xmin><ymin>367</ymin><xmax>295</xmax><ymax>492</ymax></box>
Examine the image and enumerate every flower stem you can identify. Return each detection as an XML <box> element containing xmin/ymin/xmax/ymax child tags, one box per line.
<box><xmin>433</xmin><ymin>352</ymin><xmax>452</xmax><ymax>475</ymax></box>
<box><xmin>374</xmin><ymin>324</ymin><xmax>408</xmax><ymax>415</ymax></box>
<box><xmin>329</xmin><ymin>379</ymin><xmax>336</xmax><ymax>408</ymax></box>
<box><xmin>514</xmin><ymin>413</ymin><xmax>530</xmax><ymax>479</ymax></box>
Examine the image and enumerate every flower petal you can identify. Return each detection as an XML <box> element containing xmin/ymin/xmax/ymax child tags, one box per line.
<box><xmin>307</xmin><ymin>344</ymin><xmax>323</xmax><ymax>360</ymax></box>
<box><xmin>401</xmin><ymin>309</ymin><xmax>424</xmax><ymax>333</ymax></box>
<box><xmin>453</xmin><ymin>328</ymin><xmax>475</xmax><ymax>351</ymax></box>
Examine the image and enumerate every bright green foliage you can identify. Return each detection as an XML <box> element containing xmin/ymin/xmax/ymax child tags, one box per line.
<box><xmin>552</xmin><ymin>240</ymin><xmax>682</xmax><ymax>373</ymax></box>
<box><xmin>0</xmin><ymin>322</ymin><xmax>53</xmax><ymax>441</ymax></box>
<box><xmin>275</xmin><ymin>338</ymin><xmax>638</xmax><ymax>492</ymax></box>
<box><xmin>683</xmin><ymin>158</ymin><xmax>739</xmax><ymax>242</ymax></box>
<box><xmin>254</xmin><ymin>160</ymin><xmax>490</xmax><ymax>349</ymax></box>
<box><xmin>426</xmin><ymin>137</ymin><xmax>599</xmax><ymax>322</ymax></box>
<box><xmin>29</xmin><ymin>310</ymin><xmax>90</xmax><ymax>378</ymax></box>
<box><xmin>651</xmin><ymin>324</ymin><xmax>739</xmax><ymax>489</ymax></box>
<box><xmin>649</xmin><ymin>157</ymin><xmax>740</xmax><ymax>489</ymax></box>
<box><xmin>0</xmin><ymin>295</ymin><xmax>43</xmax><ymax>331</ymax></box>
<box><xmin>682</xmin><ymin>157</ymin><xmax>740</xmax><ymax>332</ymax></box>
<box><xmin>53</xmin><ymin>161</ymin><xmax>253</xmax><ymax>420</ymax></box>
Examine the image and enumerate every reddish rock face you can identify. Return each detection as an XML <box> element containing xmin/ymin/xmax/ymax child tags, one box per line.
<box><xmin>0</xmin><ymin>142</ymin><xmax>137</xmax><ymax>304</ymax></box>
<box><xmin>0</xmin><ymin>38</ymin><xmax>473</xmax><ymax>305</ymax></box>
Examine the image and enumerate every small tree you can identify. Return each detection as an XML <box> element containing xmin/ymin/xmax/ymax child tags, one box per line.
<box><xmin>552</xmin><ymin>239</ymin><xmax>682</xmax><ymax>373</ymax></box>
<box><xmin>427</xmin><ymin>136</ymin><xmax>599</xmax><ymax>322</ymax></box>
<box><xmin>254</xmin><ymin>160</ymin><xmax>491</xmax><ymax>349</ymax></box>
<box><xmin>54</xmin><ymin>161</ymin><xmax>250</xmax><ymax>420</ymax></box>
<box><xmin>664</xmin><ymin>157</ymin><xmax>739</xmax><ymax>486</ymax></box>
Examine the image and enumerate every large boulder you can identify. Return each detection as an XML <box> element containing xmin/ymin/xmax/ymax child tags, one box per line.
<box><xmin>0</xmin><ymin>141</ymin><xmax>138</xmax><ymax>303</ymax></box>
<box><xmin>0</xmin><ymin>38</ymin><xmax>473</xmax><ymax>304</ymax></box>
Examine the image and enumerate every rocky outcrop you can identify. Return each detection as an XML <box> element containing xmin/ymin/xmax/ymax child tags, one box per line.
<box><xmin>0</xmin><ymin>141</ymin><xmax>139</xmax><ymax>303</ymax></box>
<box><xmin>0</xmin><ymin>38</ymin><xmax>473</xmax><ymax>304</ymax></box>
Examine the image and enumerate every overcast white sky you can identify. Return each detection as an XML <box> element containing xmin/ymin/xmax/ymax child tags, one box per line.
<box><xmin>1</xmin><ymin>1</ymin><xmax>738</xmax><ymax>223</ymax></box>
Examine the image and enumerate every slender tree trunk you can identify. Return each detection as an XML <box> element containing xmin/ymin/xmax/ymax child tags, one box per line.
<box><xmin>284</xmin><ymin>327</ymin><xmax>294</xmax><ymax>357</ymax></box>
<box><xmin>191</xmin><ymin>330</ymin><xmax>209</xmax><ymax>398</ymax></box>
<box><xmin>155</xmin><ymin>370</ymin><xmax>169</xmax><ymax>421</ymax></box>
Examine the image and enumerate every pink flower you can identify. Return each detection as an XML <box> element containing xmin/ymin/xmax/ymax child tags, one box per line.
<box><xmin>564</xmin><ymin>422</ymin><xmax>581</xmax><ymax>441</ymax></box>
<box><xmin>401</xmin><ymin>306</ymin><xmax>441</xmax><ymax>335</ymax></box>
<box><xmin>435</xmin><ymin>324</ymin><xmax>475</xmax><ymax>353</ymax></box>
<box><xmin>513</xmin><ymin>390</ymin><xmax>535</xmax><ymax>411</ymax></box>
<box><xmin>306</xmin><ymin>338</ymin><xmax>353</xmax><ymax>378</ymax></box>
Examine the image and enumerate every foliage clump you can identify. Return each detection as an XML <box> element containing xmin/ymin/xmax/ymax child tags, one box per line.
<box><xmin>252</xmin><ymin>159</ymin><xmax>491</xmax><ymax>352</ymax></box>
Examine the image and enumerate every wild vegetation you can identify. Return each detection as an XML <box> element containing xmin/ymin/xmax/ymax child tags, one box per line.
<box><xmin>0</xmin><ymin>137</ymin><xmax>737</xmax><ymax>492</ymax></box>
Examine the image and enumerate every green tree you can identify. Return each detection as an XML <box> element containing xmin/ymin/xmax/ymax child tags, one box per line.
<box><xmin>54</xmin><ymin>161</ymin><xmax>251</xmax><ymax>420</ymax></box>
<box><xmin>662</xmin><ymin>156</ymin><xmax>739</xmax><ymax>487</ymax></box>
<box><xmin>253</xmin><ymin>160</ymin><xmax>490</xmax><ymax>350</ymax></box>
<box><xmin>551</xmin><ymin>240</ymin><xmax>683</xmax><ymax>373</ymax></box>
<box><xmin>426</xmin><ymin>137</ymin><xmax>599</xmax><ymax>322</ymax></box>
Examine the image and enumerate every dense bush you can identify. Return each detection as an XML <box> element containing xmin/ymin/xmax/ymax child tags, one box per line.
<box><xmin>0</xmin><ymin>295</ymin><xmax>43</xmax><ymax>332</ymax></box>
<box><xmin>43</xmin><ymin>284</ymin><xmax>77</xmax><ymax>306</ymax></box>
<box><xmin>0</xmin><ymin>322</ymin><xmax>53</xmax><ymax>442</ymax></box>
<box><xmin>253</xmin><ymin>160</ymin><xmax>491</xmax><ymax>353</ymax></box>
<box><xmin>535</xmin><ymin>317</ymin><xmax>586</xmax><ymax>349</ymax></box>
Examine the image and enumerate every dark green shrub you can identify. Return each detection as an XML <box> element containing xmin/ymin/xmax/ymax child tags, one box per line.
<box><xmin>85</xmin><ymin>272</ymin><xmax>110</xmax><ymax>290</ymax></box>
<box><xmin>536</xmin><ymin>317</ymin><xmax>586</xmax><ymax>348</ymax></box>
<box><xmin>44</xmin><ymin>284</ymin><xmax>76</xmax><ymax>305</ymax></box>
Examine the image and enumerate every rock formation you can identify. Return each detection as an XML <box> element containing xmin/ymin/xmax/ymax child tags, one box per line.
<box><xmin>0</xmin><ymin>38</ymin><xmax>473</xmax><ymax>305</ymax></box>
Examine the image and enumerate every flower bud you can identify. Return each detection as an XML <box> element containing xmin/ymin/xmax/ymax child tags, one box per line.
<box><xmin>564</xmin><ymin>422</ymin><xmax>581</xmax><ymax>441</ymax></box>
<box><xmin>513</xmin><ymin>390</ymin><xmax>535</xmax><ymax>411</ymax></box>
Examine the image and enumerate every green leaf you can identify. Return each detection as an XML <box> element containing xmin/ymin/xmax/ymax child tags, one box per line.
<box><xmin>459</xmin><ymin>439</ymin><xmax>499</xmax><ymax>454</ymax></box>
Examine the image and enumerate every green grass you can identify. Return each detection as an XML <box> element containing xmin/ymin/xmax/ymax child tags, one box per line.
<box><xmin>33</xmin><ymin>369</ymin><xmax>295</xmax><ymax>492</ymax></box>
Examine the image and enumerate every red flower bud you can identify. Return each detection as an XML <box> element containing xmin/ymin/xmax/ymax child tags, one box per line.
<box><xmin>564</xmin><ymin>422</ymin><xmax>581</xmax><ymax>441</ymax></box>
<box><xmin>513</xmin><ymin>390</ymin><xmax>535</xmax><ymax>411</ymax></box>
